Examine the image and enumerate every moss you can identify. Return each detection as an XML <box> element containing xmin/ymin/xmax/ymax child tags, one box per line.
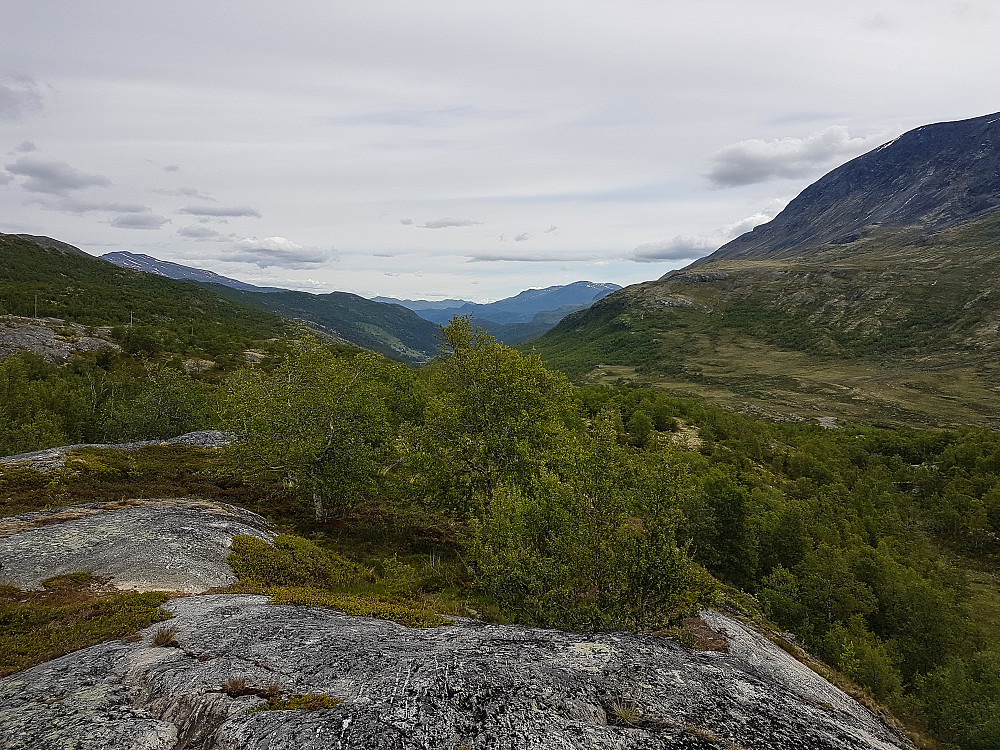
<box><xmin>0</xmin><ymin>585</ymin><xmax>172</xmax><ymax>677</ymax></box>
<box><xmin>228</xmin><ymin>533</ymin><xmax>372</xmax><ymax>588</ymax></box>
<box><xmin>250</xmin><ymin>692</ymin><xmax>341</xmax><ymax>712</ymax></box>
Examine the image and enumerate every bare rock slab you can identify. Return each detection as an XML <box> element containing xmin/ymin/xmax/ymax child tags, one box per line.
<box><xmin>0</xmin><ymin>594</ymin><xmax>914</xmax><ymax>750</ymax></box>
<box><xmin>0</xmin><ymin>500</ymin><xmax>272</xmax><ymax>592</ymax></box>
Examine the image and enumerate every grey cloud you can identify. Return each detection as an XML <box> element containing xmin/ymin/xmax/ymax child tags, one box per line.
<box><xmin>224</xmin><ymin>236</ymin><xmax>329</xmax><ymax>268</ymax></box>
<box><xmin>0</xmin><ymin>76</ymin><xmax>43</xmax><ymax>121</ymax></box>
<box><xmin>0</xmin><ymin>173</ymin><xmax>13</xmax><ymax>186</ymax></box>
<box><xmin>153</xmin><ymin>187</ymin><xmax>217</xmax><ymax>201</ymax></box>
<box><xmin>178</xmin><ymin>224</ymin><xmax>224</xmax><ymax>240</ymax></box>
<box><xmin>109</xmin><ymin>212</ymin><xmax>171</xmax><ymax>230</ymax></box>
<box><xmin>704</xmin><ymin>126</ymin><xmax>884</xmax><ymax>188</ymax></box>
<box><xmin>514</xmin><ymin>232</ymin><xmax>530</xmax><ymax>242</ymax></box>
<box><xmin>631</xmin><ymin>236</ymin><xmax>718</xmax><ymax>263</ymax></box>
<box><xmin>420</xmin><ymin>217</ymin><xmax>482</xmax><ymax>229</ymax></box>
<box><xmin>466</xmin><ymin>252</ymin><xmax>585</xmax><ymax>263</ymax></box>
<box><xmin>5</xmin><ymin>156</ymin><xmax>112</xmax><ymax>194</ymax></box>
<box><xmin>544</xmin><ymin>225</ymin><xmax>557</xmax><ymax>233</ymax></box>
<box><xmin>400</xmin><ymin>218</ymin><xmax>413</xmax><ymax>225</ymax></box>
<box><xmin>178</xmin><ymin>205</ymin><xmax>260</xmax><ymax>217</ymax></box>
<box><xmin>28</xmin><ymin>196</ymin><xmax>149</xmax><ymax>214</ymax></box>
<box><xmin>15</xmin><ymin>141</ymin><xmax>37</xmax><ymax>153</ymax></box>
<box><xmin>164</xmin><ymin>165</ymin><xmax>180</xmax><ymax>172</ymax></box>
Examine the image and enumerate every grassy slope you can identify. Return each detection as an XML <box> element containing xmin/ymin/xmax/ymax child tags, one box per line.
<box><xmin>532</xmin><ymin>213</ymin><xmax>1000</xmax><ymax>428</ymax></box>
<box><xmin>207</xmin><ymin>285</ymin><xmax>441</xmax><ymax>364</ymax></box>
<box><xmin>0</xmin><ymin>234</ymin><xmax>284</xmax><ymax>354</ymax></box>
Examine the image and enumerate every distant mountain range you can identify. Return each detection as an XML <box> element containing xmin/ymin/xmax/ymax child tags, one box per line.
<box><xmin>534</xmin><ymin>111</ymin><xmax>1000</xmax><ymax>427</ymax></box>
<box><xmin>102</xmin><ymin>252</ymin><xmax>619</xmax><ymax>347</ymax></box>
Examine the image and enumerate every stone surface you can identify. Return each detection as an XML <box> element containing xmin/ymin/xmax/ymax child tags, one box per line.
<box><xmin>0</xmin><ymin>315</ymin><xmax>118</xmax><ymax>361</ymax></box>
<box><xmin>0</xmin><ymin>499</ymin><xmax>272</xmax><ymax>592</ymax></box>
<box><xmin>0</xmin><ymin>430</ymin><xmax>234</xmax><ymax>470</ymax></box>
<box><xmin>0</xmin><ymin>594</ymin><xmax>914</xmax><ymax>750</ymax></box>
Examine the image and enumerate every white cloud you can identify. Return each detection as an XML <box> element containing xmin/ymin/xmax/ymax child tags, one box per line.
<box><xmin>225</xmin><ymin>236</ymin><xmax>330</xmax><ymax>268</ymax></box>
<box><xmin>420</xmin><ymin>217</ymin><xmax>483</xmax><ymax>229</ymax></box>
<box><xmin>630</xmin><ymin>200</ymin><xmax>786</xmax><ymax>263</ymax></box>
<box><xmin>153</xmin><ymin>187</ymin><xmax>217</xmax><ymax>201</ymax></box>
<box><xmin>704</xmin><ymin>126</ymin><xmax>887</xmax><ymax>188</ymax></box>
<box><xmin>29</xmin><ymin>196</ymin><xmax>150</xmax><ymax>214</ymax></box>
<box><xmin>178</xmin><ymin>205</ymin><xmax>261</xmax><ymax>217</ymax></box>
<box><xmin>5</xmin><ymin>157</ymin><xmax>112</xmax><ymax>194</ymax></box>
<box><xmin>109</xmin><ymin>212</ymin><xmax>170</xmax><ymax>229</ymax></box>
<box><xmin>177</xmin><ymin>224</ymin><xmax>225</xmax><ymax>240</ymax></box>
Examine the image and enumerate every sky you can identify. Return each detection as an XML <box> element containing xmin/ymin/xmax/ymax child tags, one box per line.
<box><xmin>2</xmin><ymin>1</ymin><xmax>999</xmax><ymax>302</ymax></box>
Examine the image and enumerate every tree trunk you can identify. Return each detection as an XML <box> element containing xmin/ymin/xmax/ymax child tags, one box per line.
<box><xmin>312</xmin><ymin>492</ymin><xmax>326</xmax><ymax>522</ymax></box>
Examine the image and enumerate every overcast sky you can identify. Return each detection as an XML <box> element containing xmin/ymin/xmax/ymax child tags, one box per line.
<box><xmin>2</xmin><ymin>1</ymin><xmax>998</xmax><ymax>301</ymax></box>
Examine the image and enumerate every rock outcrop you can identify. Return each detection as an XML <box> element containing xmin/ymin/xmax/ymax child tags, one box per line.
<box><xmin>0</xmin><ymin>499</ymin><xmax>272</xmax><ymax>593</ymax></box>
<box><xmin>0</xmin><ymin>316</ymin><xmax>118</xmax><ymax>362</ymax></box>
<box><xmin>0</xmin><ymin>594</ymin><xmax>913</xmax><ymax>750</ymax></box>
<box><xmin>0</xmin><ymin>430</ymin><xmax>234</xmax><ymax>470</ymax></box>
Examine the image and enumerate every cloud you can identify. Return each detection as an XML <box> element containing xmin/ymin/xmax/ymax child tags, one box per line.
<box><xmin>4</xmin><ymin>156</ymin><xmax>112</xmax><ymax>194</ymax></box>
<box><xmin>630</xmin><ymin>200</ymin><xmax>786</xmax><ymax>263</ymax></box>
<box><xmin>514</xmin><ymin>232</ymin><xmax>530</xmax><ymax>242</ymax></box>
<box><xmin>704</xmin><ymin>126</ymin><xmax>885</xmax><ymax>188</ymax></box>
<box><xmin>109</xmin><ymin>212</ymin><xmax>170</xmax><ymax>229</ymax></box>
<box><xmin>0</xmin><ymin>173</ymin><xmax>13</xmax><ymax>186</ymax></box>
<box><xmin>0</xmin><ymin>76</ymin><xmax>43</xmax><ymax>121</ymax></box>
<box><xmin>178</xmin><ymin>205</ymin><xmax>261</xmax><ymax>217</ymax></box>
<box><xmin>466</xmin><ymin>252</ymin><xmax>587</xmax><ymax>263</ymax></box>
<box><xmin>153</xmin><ymin>187</ymin><xmax>217</xmax><ymax>201</ymax></box>
<box><xmin>225</xmin><ymin>236</ymin><xmax>330</xmax><ymax>268</ymax></box>
<box><xmin>164</xmin><ymin>164</ymin><xmax>180</xmax><ymax>172</ymax></box>
<box><xmin>631</xmin><ymin>236</ymin><xmax>718</xmax><ymax>263</ymax></box>
<box><xmin>420</xmin><ymin>217</ymin><xmax>483</xmax><ymax>229</ymax></box>
<box><xmin>28</xmin><ymin>196</ymin><xmax>150</xmax><ymax>214</ymax></box>
<box><xmin>177</xmin><ymin>224</ymin><xmax>225</xmax><ymax>240</ymax></box>
<box><xmin>544</xmin><ymin>225</ymin><xmax>558</xmax><ymax>233</ymax></box>
<box><xmin>400</xmin><ymin>218</ymin><xmax>413</xmax><ymax>225</ymax></box>
<box><xmin>15</xmin><ymin>141</ymin><xmax>37</xmax><ymax>153</ymax></box>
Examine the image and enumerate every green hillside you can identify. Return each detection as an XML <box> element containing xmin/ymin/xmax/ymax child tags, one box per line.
<box><xmin>531</xmin><ymin>212</ymin><xmax>1000</xmax><ymax>427</ymax></box>
<box><xmin>0</xmin><ymin>234</ymin><xmax>284</xmax><ymax>356</ymax></box>
<box><xmin>206</xmin><ymin>286</ymin><xmax>440</xmax><ymax>364</ymax></box>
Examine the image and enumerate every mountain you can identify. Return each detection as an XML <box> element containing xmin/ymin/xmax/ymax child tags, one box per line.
<box><xmin>532</xmin><ymin>112</ymin><xmax>1000</xmax><ymax>428</ymax></box>
<box><xmin>101</xmin><ymin>251</ymin><xmax>285</xmax><ymax>292</ymax></box>
<box><xmin>412</xmin><ymin>281</ymin><xmax>622</xmax><ymax>325</ymax></box>
<box><xmin>371</xmin><ymin>296</ymin><xmax>472</xmax><ymax>311</ymax></box>
<box><xmin>702</xmin><ymin>111</ymin><xmax>1000</xmax><ymax>262</ymax></box>
<box><xmin>208</xmin><ymin>286</ymin><xmax>440</xmax><ymax>364</ymax></box>
<box><xmin>0</xmin><ymin>233</ymin><xmax>283</xmax><ymax>354</ymax></box>
<box><xmin>100</xmin><ymin>250</ymin><xmax>441</xmax><ymax>363</ymax></box>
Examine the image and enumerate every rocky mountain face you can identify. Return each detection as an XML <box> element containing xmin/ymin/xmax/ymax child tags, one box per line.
<box><xmin>703</xmin><ymin>111</ymin><xmax>1000</xmax><ymax>262</ymax></box>
<box><xmin>535</xmin><ymin>113</ymin><xmax>1000</xmax><ymax>427</ymax></box>
<box><xmin>101</xmin><ymin>252</ymin><xmax>285</xmax><ymax>293</ymax></box>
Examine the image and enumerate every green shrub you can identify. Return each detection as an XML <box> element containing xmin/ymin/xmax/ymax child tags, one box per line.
<box><xmin>227</xmin><ymin>533</ymin><xmax>371</xmax><ymax>588</ymax></box>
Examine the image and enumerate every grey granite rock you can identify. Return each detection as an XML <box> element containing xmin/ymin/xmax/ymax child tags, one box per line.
<box><xmin>0</xmin><ymin>594</ymin><xmax>914</xmax><ymax>750</ymax></box>
<box><xmin>0</xmin><ymin>430</ymin><xmax>235</xmax><ymax>470</ymax></box>
<box><xmin>0</xmin><ymin>499</ymin><xmax>272</xmax><ymax>592</ymax></box>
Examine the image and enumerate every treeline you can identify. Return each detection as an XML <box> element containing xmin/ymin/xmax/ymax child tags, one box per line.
<box><xmin>2</xmin><ymin>319</ymin><xmax>998</xmax><ymax>747</ymax></box>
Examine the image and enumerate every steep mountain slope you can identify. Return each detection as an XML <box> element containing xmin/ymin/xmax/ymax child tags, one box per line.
<box><xmin>533</xmin><ymin>113</ymin><xmax>1000</xmax><ymax>427</ymax></box>
<box><xmin>102</xmin><ymin>251</ymin><xmax>285</xmax><ymax>292</ymax></box>
<box><xmin>703</xmin><ymin>111</ymin><xmax>1000</xmax><ymax>262</ymax></box>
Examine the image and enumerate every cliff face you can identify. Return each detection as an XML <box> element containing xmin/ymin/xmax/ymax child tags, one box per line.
<box><xmin>703</xmin><ymin>111</ymin><xmax>1000</xmax><ymax>262</ymax></box>
<box><xmin>0</xmin><ymin>593</ymin><xmax>912</xmax><ymax>750</ymax></box>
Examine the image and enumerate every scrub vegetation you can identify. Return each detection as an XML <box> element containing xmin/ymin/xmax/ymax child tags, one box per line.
<box><xmin>3</xmin><ymin>316</ymin><xmax>1000</xmax><ymax>748</ymax></box>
